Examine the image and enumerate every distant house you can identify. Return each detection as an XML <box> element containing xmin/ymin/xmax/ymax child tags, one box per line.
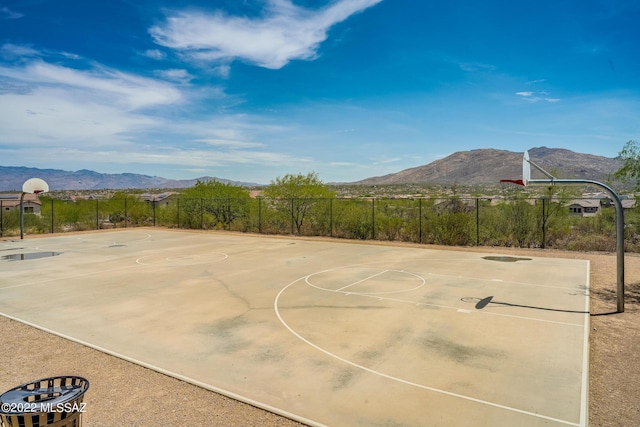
<box><xmin>0</xmin><ymin>193</ymin><xmax>43</xmax><ymax>214</ymax></box>
<box><xmin>622</xmin><ymin>199</ymin><xmax>637</xmax><ymax>210</ymax></box>
<box><xmin>600</xmin><ymin>197</ymin><xmax>637</xmax><ymax>210</ymax></box>
<box><xmin>566</xmin><ymin>199</ymin><xmax>600</xmax><ymax>217</ymax></box>
<box><xmin>140</xmin><ymin>192</ymin><xmax>176</xmax><ymax>207</ymax></box>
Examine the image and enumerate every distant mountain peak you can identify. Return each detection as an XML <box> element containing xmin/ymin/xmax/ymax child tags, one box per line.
<box><xmin>354</xmin><ymin>147</ymin><xmax>622</xmax><ymax>186</ymax></box>
<box><xmin>0</xmin><ymin>166</ymin><xmax>259</xmax><ymax>191</ymax></box>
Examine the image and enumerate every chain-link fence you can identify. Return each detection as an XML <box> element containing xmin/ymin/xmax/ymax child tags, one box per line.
<box><xmin>2</xmin><ymin>196</ymin><xmax>636</xmax><ymax>252</ymax></box>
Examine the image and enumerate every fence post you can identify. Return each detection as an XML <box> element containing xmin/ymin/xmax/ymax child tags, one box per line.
<box><xmin>177</xmin><ymin>198</ymin><xmax>180</xmax><ymax>228</ymax></box>
<box><xmin>0</xmin><ymin>200</ymin><xmax>3</xmax><ymax>237</ymax></box>
<box><xmin>96</xmin><ymin>199</ymin><xmax>99</xmax><ymax>230</ymax></box>
<box><xmin>291</xmin><ymin>198</ymin><xmax>294</xmax><ymax>235</ymax></box>
<box><xmin>200</xmin><ymin>198</ymin><xmax>204</xmax><ymax>229</ymax></box>
<box><xmin>419</xmin><ymin>199</ymin><xmax>422</xmax><ymax>243</ymax></box>
<box><xmin>542</xmin><ymin>198</ymin><xmax>547</xmax><ymax>249</ymax></box>
<box><xmin>51</xmin><ymin>199</ymin><xmax>54</xmax><ymax>234</ymax></box>
<box><xmin>124</xmin><ymin>198</ymin><xmax>128</xmax><ymax>228</ymax></box>
<box><xmin>258</xmin><ymin>198</ymin><xmax>262</xmax><ymax>233</ymax></box>
<box><xmin>228</xmin><ymin>198</ymin><xmax>231</xmax><ymax>231</ymax></box>
<box><xmin>152</xmin><ymin>200</ymin><xmax>156</xmax><ymax>227</ymax></box>
<box><xmin>330</xmin><ymin>198</ymin><xmax>333</xmax><ymax>237</ymax></box>
<box><xmin>476</xmin><ymin>198</ymin><xmax>480</xmax><ymax>246</ymax></box>
<box><xmin>371</xmin><ymin>198</ymin><xmax>375</xmax><ymax>240</ymax></box>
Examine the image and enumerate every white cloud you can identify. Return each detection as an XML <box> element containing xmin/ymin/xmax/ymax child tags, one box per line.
<box><xmin>0</xmin><ymin>55</ymin><xmax>185</xmax><ymax>152</ymax></box>
<box><xmin>213</xmin><ymin>64</ymin><xmax>230</xmax><ymax>79</ymax></box>
<box><xmin>0</xmin><ymin>60</ymin><xmax>182</xmax><ymax>110</ymax></box>
<box><xmin>1</xmin><ymin>43</ymin><xmax>39</xmax><ymax>59</ymax></box>
<box><xmin>60</xmin><ymin>52</ymin><xmax>81</xmax><ymax>60</ymax></box>
<box><xmin>0</xmin><ymin>88</ymin><xmax>157</xmax><ymax>146</ymax></box>
<box><xmin>143</xmin><ymin>49</ymin><xmax>166</xmax><ymax>60</ymax></box>
<box><xmin>515</xmin><ymin>91</ymin><xmax>560</xmax><ymax>103</ymax></box>
<box><xmin>0</xmin><ymin>52</ymin><xmax>310</xmax><ymax>176</ymax></box>
<box><xmin>149</xmin><ymin>0</ymin><xmax>382</xmax><ymax>69</ymax></box>
<box><xmin>1</xmin><ymin>6</ymin><xmax>23</xmax><ymax>20</ymax></box>
<box><xmin>196</xmin><ymin>138</ymin><xmax>264</xmax><ymax>148</ymax></box>
<box><xmin>155</xmin><ymin>68</ymin><xmax>193</xmax><ymax>83</ymax></box>
<box><xmin>3</xmin><ymin>145</ymin><xmax>309</xmax><ymax>169</ymax></box>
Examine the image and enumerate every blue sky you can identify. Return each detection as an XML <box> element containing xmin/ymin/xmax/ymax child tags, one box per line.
<box><xmin>1</xmin><ymin>0</ymin><xmax>639</xmax><ymax>184</ymax></box>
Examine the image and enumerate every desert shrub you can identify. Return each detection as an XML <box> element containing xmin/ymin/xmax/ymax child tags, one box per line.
<box><xmin>422</xmin><ymin>198</ymin><xmax>475</xmax><ymax>246</ymax></box>
<box><xmin>257</xmin><ymin>198</ymin><xmax>291</xmax><ymax>235</ymax></box>
<box><xmin>374</xmin><ymin>199</ymin><xmax>419</xmax><ymax>242</ymax></box>
<box><xmin>0</xmin><ymin>208</ymin><xmax>20</xmax><ymax>236</ymax></box>
<box><xmin>332</xmin><ymin>199</ymin><xmax>373</xmax><ymax>240</ymax></box>
<box><xmin>563</xmin><ymin>234</ymin><xmax>617</xmax><ymax>252</ymax></box>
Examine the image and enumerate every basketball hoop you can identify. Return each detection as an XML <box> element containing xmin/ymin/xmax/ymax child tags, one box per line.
<box><xmin>20</xmin><ymin>178</ymin><xmax>49</xmax><ymax>240</ymax></box>
<box><xmin>499</xmin><ymin>149</ymin><xmax>626</xmax><ymax>313</ymax></box>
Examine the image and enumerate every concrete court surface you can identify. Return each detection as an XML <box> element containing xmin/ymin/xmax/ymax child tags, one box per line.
<box><xmin>0</xmin><ymin>229</ymin><xmax>589</xmax><ymax>427</ymax></box>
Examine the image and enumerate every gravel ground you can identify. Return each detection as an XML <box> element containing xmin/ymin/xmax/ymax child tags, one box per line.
<box><xmin>1</xmin><ymin>238</ymin><xmax>638</xmax><ymax>426</ymax></box>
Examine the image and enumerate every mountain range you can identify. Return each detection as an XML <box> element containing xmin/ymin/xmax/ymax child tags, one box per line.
<box><xmin>0</xmin><ymin>147</ymin><xmax>624</xmax><ymax>191</ymax></box>
<box><xmin>355</xmin><ymin>147</ymin><xmax>623</xmax><ymax>186</ymax></box>
<box><xmin>0</xmin><ymin>167</ymin><xmax>258</xmax><ymax>191</ymax></box>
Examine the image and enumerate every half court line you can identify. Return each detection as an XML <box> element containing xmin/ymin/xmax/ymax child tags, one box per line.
<box><xmin>335</xmin><ymin>269</ymin><xmax>389</xmax><ymax>291</ymax></box>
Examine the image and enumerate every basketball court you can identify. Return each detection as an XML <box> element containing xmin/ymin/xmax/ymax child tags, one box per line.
<box><xmin>0</xmin><ymin>229</ymin><xmax>589</xmax><ymax>426</ymax></box>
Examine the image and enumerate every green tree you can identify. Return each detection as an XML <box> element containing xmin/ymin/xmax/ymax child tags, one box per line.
<box><xmin>182</xmin><ymin>180</ymin><xmax>250</xmax><ymax>199</ymax></box>
<box><xmin>105</xmin><ymin>192</ymin><xmax>149</xmax><ymax>226</ymax></box>
<box><xmin>263</xmin><ymin>172</ymin><xmax>336</xmax><ymax>234</ymax></box>
<box><xmin>180</xmin><ymin>180</ymin><xmax>251</xmax><ymax>229</ymax></box>
<box><xmin>613</xmin><ymin>140</ymin><xmax>640</xmax><ymax>187</ymax></box>
<box><xmin>423</xmin><ymin>198</ymin><xmax>475</xmax><ymax>246</ymax></box>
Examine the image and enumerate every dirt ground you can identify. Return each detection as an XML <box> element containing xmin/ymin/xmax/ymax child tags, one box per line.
<box><xmin>1</xmin><ymin>234</ymin><xmax>638</xmax><ymax>426</ymax></box>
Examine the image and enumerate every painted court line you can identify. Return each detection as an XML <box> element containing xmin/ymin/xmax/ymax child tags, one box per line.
<box><xmin>335</xmin><ymin>269</ymin><xmax>389</xmax><ymax>291</ymax></box>
<box><xmin>274</xmin><ymin>276</ymin><xmax>581</xmax><ymax>427</ymax></box>
<box><xmin>303</xmin><ymin>267</ymin><xmax>584</xmax><ymax>327</ymax></box>
<box><xmin>0</xmin><ymin>311</ymin><xmax>327</xmax><ymax>427</ymax></box>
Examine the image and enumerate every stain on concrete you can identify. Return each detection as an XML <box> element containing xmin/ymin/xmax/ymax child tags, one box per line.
<box><xmin>196</xmin><ymin>316</ymin><xmax>251</xmax><ymax>354</ymax></box>
<box><xmin>332</xmin><ymin>367</ymin><xmax>358</xmax><ymax>390</ymax></box>
<box><xmin>418</xmin><ymin>334</ymin><xmax>506</xmax><ymax>366</ymax></box>
<box><xmin>357</xmin><ymin>349</ymin><xmax>381</xmax><ymax>361</ymax></box>
<box><xmin>252</xmin><ymin>346</ymin><xmax>285</xmax><ymax>363</ymax></box>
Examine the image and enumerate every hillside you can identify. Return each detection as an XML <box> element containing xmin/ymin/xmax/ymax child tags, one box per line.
<box><xmin>0</xmin><ymin>147</ymin><xmax>624</xmax><ymax>191</ymax></box>
<box><xmin>0</xmin><ymin>166</ymin><xmax>258</xmax><ymax>191</ymax></box>
<box><xmin>355</xmin><ymin>147</ymin><xmax>623</xmax><ymax>186</ymax></box>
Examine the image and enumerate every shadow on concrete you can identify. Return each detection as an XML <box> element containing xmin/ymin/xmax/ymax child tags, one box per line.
<box><xmin>462</xmin><ymin>296</ymin><xmax>589</xmax><ymax>314</ymax></box>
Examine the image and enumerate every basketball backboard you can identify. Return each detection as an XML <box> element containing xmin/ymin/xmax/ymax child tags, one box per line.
<box><xmin>22</xmin><ymin>178</ymin><xmax>49</xmax><ymax>194</ymax></box>
<box><xmin>500</xmin><ymin>150</ymin><xmax>531</xmax><ymax>187</ymax></box>
<box><xmin>522</xmin><ymin>151</ymin><xmax>531</xmax><ymax>186</ymax></box>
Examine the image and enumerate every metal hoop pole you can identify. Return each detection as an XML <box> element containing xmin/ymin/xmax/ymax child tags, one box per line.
<box><xmin>529</xmin><ymin>178</ymin><xmax>625</xmax><ymax>312</ymax></box>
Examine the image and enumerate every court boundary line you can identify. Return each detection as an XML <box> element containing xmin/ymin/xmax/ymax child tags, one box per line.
<box><xmin>0</xmin><ymin>312</ymin><xmax>328</xmax><ymax>427</ymax></box>
<box><xmin>1</xmin><ymin>230</ymin><xmax>590</xmax><ymax>426</ymax></box>
<box><xmin>580</xmin><ymin>261</ymin><xmax>591</xmax><ymax>427</ymax></box>
<box><xmin>275</xmin><ymin>270</ymin><xmax>587</xmax><ymax>426</ymax></box>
